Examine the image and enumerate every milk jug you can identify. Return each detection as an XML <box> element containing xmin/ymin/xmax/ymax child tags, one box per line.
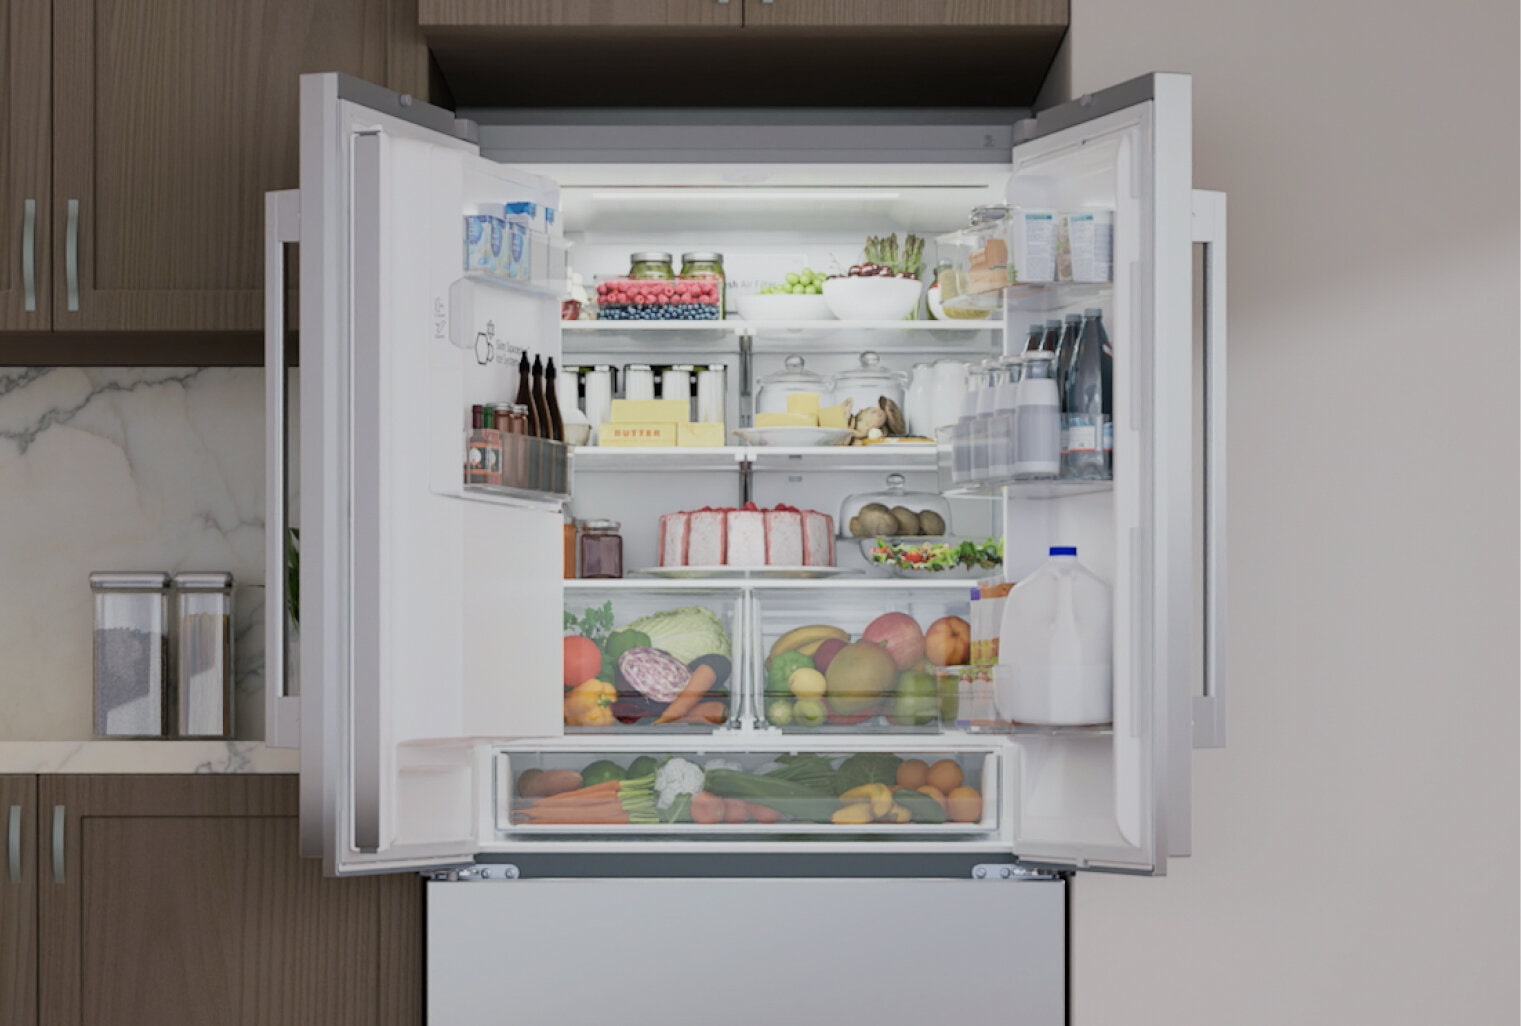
<box><xmin>995</xmin><ymin>546</ymin><xmax>1112</xmax><ymax>725</ymax></box>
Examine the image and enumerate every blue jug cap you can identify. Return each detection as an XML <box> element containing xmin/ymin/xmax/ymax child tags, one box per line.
<box><xmin>1049</xmin><ymin>546</ymin><xmax>1078</xmax><ymax>556</ymax></box>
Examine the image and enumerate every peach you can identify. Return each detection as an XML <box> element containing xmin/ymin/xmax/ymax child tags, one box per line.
<box><xmin>924</xmin><ymin>615</ymin><xmax>971</xmax><ymax>667</ymax></box>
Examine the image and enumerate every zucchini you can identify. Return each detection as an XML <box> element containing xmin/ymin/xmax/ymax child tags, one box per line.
<box><xmin>893</xmin><ymin>788</ymin><xmax>947</xmax><ymax>824</ymax></box>
<box><xmin>702</xmin><ymin>769</ymin><xmax>841</xmax><ymax>823</ymax></box>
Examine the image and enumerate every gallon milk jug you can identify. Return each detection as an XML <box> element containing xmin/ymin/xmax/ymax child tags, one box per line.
<box><xmin>996</xmin><ymin>545</ymin><xmax>1112</xmax><ymax>725</ymax></box>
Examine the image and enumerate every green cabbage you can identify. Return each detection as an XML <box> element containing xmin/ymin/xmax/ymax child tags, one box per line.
<box><xmin>622</xmin><ymin>606</ymin><xmax>731</xmax><ymax>665</ymax></box>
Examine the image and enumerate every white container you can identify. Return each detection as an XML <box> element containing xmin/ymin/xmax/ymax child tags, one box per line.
<box><xmin>995</xmin><ymin>546</ymin><xmax>1112</xmax><ymax>726</ymax></box>
<box><xmin>734</xmin><ymin>293</ymin><xmax>835</xmax><ymax>322</ymax></box>
<box><xmin>1012</xmin><ymin>352</ymin><xmax>1060</xmax><ymax>479</ymax></box>
<box><xmin>928</xmin><ymin>359</ymin><xmax>970</xmax><ymax>434</ymax></box>
<box><xmin>821</xmin><ymin>276</ymin><xmax>922</xmax><ymax>322</ymax></box>
<box><xmin>623</xmin><ymin>364</ymin><xmax>655</xmax><ymax>401</ymax></box>
<box><xmin>1009</xmin><ymin>208</ymin><xmax>1059</xmax><ymax>283</ymax></box>
<box><xmin>1060</xmin><ymin>211</ymin><xmax>1114</xmax><ymax>283</ymax></box>
<box><xmin>583</xmin><ymin>366</ymin><xmax>614</xmax><ymax>444</ymax></box>
<box><xmin>905</xmin><ymin>363</ymin><xmax>934</xmax><ymax>437</ymax></box>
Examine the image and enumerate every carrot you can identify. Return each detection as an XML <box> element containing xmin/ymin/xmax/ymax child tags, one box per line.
<box><xmin>690</xmin><ymin>791</ymin><xmax>725</xmax><ymax>825</ymax></box>
<box><xmin>655</xmin><ymin>663</ymin><xmax>718</xmax><ymax>724</ymax></box>
<box><xmin>680</xmin><ymin>700</ymin><xmax>727</xmax><ymax>725</ymax></box>
<box><xmin>527</xmin><ymin>780</ymin><xmax>622</xmax><ymax>804</ymax></box>
<box><xmin>518</xmin><ymin>802</ymin><xmax>627</xmax><ymax>822</ymax></box>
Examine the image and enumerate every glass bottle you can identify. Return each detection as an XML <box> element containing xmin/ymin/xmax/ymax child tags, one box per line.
<box><xmin>1061</xmin><ymin>308</ymin><xmax>1112</xmax><ymax>480</ymax></box>
<box><xmin>515</xmin><ymin>352</ymin><xmax>539</xmax><ymax>438</ymax></box>
<box><xmin>1013</xmin><ymin>352</ymin><xmax>1061</xmax><ymax>479</ymax></box>
<box><xmin>1039</xmin><ymin>318</ymin><xmax>1062</xmax><ymax>355</ymax></box>
<box><xmin>1053</xmin><ymin>312</ymin><xmax>1085</xmax><ymax>401</ymax></box>
<box><xmin>628</xmin><ymin>252</ymin><xmax>675</xmax><ymax>279</ymax></box>
<box><xmin>1022</xmin><ymin>322</ymin><xmax>1044</xmax><ymax>354</ymax></box>
<box><xmin>578</xmin><ymin>520</ymin><xmax>624</xmax><ymax>579</ymax></box>
<box><xmin>530</xmin><ymin>355</ymin><xmax>551</xmax><ymax>440</ymax></box>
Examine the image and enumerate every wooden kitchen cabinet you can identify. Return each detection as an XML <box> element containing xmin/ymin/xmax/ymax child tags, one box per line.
<box><xmin>742</xmin><ymin>0</ymin><xmax>1067</xmax><ymax>28</ymax></box>
<box><xmin>0</xmin><ymin>0</ymin><xmax>50</xmax><ymax>331</ymax></box>
<box><xmin>1</xmin><ymin>776</ymin><xmax>37</xmax><ymax>1026</ymax></box>
<box><xmin>46</xmin><ymin>0</ymin><xmax>428</xmax><ymax>334</ymax></box>
<box><xmin>420</xmin><ymin>0</ymin><xmax>743</xmax><ymax>28</ymax></box>
<box><xmin>34</xmin><ymin>775</ymin><xmax>421</xmax><ymax>1026</ymax></box>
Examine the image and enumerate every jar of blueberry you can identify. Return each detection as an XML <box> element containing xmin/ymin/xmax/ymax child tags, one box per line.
<box><xmin>627</xmin><ymin>252</ymin><xmax>675</xmax><ymax>280</ymax></box>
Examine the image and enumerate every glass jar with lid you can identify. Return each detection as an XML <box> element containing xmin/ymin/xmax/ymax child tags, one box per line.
<box><xmin>828</xmin><ymin>351</ymin><xmax>907</xmax><ymax>419</ymax></box>
<box><xmin>754</xmin><ymin>354</ymin><xmax>829</xmax><ymax>415</ymax></box>
<box><xmin>627</xmin><ymin>252</ymin><xmax>675</xmax><ymax>280</ymax></box>
<box><xmin>679</xmin><ymin>252</ymin><xmax>725</xmax><ymax>315</ymax></box>
<box><xmin>839</xmin><ymin>473</ymin><xmax>953</xmax><ymax>540</ymax></box>
<box><xmin>577</xmin><ymin>519</ymin><xmax>624</xmax><ymax>579</ymax></box>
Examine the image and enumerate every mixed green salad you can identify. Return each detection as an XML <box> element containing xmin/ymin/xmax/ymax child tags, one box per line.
<box><xmin>866</xmin><ymin>537</ymin><xmax>1004</xmax><ymax>574</ymax></box>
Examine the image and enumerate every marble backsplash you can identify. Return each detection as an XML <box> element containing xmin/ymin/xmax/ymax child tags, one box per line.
<box><xmin>0</xmin><ymin>367</ymin><xmax>270</xmax><ymax>741</ymax></box>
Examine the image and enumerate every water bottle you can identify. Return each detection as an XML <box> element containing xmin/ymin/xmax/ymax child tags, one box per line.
<box><xmin>1012</xmin><ymin>352</ymin><xmax>1060</xmax><ymax>479</ymax></box>
<box><xmin>995</xmin><ymin>545</ymin><xmax>1112</xmax><ymax>726</ymax></box>
<box><xmin>1053</xmin><ymin>312</ymin><xmax>1084</xmax><ymax>399</ymax></box>
<box><xmin>988</xmin><ymin>356</ymin><xmax>1022</xmax><ymax>480</ymax></box>
<box><xmin>1061</xmin><ymin>308</ymin><xmax>1112</xmax><ymax>480</ymax></box>
<box><xmin>970</xmin><ymin>361</ymin><xmax>1002</xmax><ymax>482</ymax></box>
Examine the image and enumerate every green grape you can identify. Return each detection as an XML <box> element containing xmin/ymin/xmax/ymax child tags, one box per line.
<box><xmin>805</xmin><ymin>284</ymin><xmax>820</xmax><ymax>294</ymax></box>
<box><xmin>800</xmin><ymin>267</ymin><xmax>815</xmax><ymax>280</ymax></box>
<box><xmin>785</xmin><ymin>272</ymin><xmax>801</xmax><ymax>286</ymax></box>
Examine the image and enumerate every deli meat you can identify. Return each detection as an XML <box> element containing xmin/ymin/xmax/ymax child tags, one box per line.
<box><xmin>656</xmin><ymin>504</ymin><xmax>835</xmax><ymax>568</ymax></box>
<box><xmin>763</xmin><ymin>509</ymin><xmax>803</xmax><ymax>566</ymax></box>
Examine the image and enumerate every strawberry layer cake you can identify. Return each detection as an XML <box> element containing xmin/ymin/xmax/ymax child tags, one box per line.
<box><xmin>659</xmin><ymin>503</ymin><xmax>836</xmax><ymax>568</ymax></box>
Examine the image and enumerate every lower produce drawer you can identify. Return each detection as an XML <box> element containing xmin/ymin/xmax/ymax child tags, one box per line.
<box><xmin>493</xmin><ymin>747</ymin><xmax>1000</xmax><ymax>839</ymax></box>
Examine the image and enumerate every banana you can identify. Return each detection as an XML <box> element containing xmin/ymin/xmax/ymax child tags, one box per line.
<box><xmin>797</xmin><ymin>638</ymin><xmax>830</xmax><ymax>657</ymax></box>
<box><xmin>768</xmin><ymin>624</ymin><xmax>849</xmax><ymax>662</ymax></box>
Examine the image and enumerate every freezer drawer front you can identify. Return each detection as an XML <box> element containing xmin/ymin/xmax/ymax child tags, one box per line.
<box><xmin>427</xmin><ymin>877</ymin><xmax>1064</xmax><ymax>1026</ymax></box>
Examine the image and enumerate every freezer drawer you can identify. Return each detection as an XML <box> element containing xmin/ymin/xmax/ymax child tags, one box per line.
<box><xmin>427</xmin><ymin>877</ymin><xmax>1064</xmax><ymax>1026</ymax></box>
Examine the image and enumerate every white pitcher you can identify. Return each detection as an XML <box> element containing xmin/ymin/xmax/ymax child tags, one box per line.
<box><xmin>928</xmin><ymin>359</ymin><xmax>971</xmax><ymax>436</ymax></box>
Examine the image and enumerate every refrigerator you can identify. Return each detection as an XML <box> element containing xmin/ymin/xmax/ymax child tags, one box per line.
<box><xmin>264</xmin><ymin>71</ymin><xmax>1227</xmax><ymax>1026</ymax></box>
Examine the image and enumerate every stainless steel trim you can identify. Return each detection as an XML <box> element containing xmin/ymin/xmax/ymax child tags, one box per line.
<box><xmin>1020</xmin><ymin>74</ymin><xmax>1158</xmax><ymax>145</ymax></box>
<box><xmin>326</xmin><ymin>73</ymin><xmax>463</xmax><ymax>138</ymax></box>
<box><xmin>88</xmin><ymin>571</ymin><xmax>171</xmax><ymax>590</ymax></box>
<box><xmin>1192</xmin><ymin>190</ymin><xmax>1228</xmax><ymax>748</ymax></box>
<box><xmin>6</xmin><ymin>804</ymin><xmax>19</xmax><ymax>884</ymax></box>
<box><xmin>51</xmin><ymin>805</ymin><xmax>63</xmax><ymax>883</ymax></box>
<box><xmin>349</xmin><ymin>130</ymin><xmax>384</xmax><ymax>854</ymax></box>
<box><xmin>65</xmin><ymin>199</ymin><xmax>79</xmax><ymax>311</ymax></box>
<box><xmin>265</xmin><ymin>190</ymin><xmax>301</xmax><ymax>750</ymax></box>
<box><xmin>22</xmin><ymin>199</ymin><xmax>36</xmax><ymax>312</ymax></box>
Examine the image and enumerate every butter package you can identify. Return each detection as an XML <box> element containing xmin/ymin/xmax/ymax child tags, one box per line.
<box><xmin>611</xmin><ymin>399</ymin><xmax>691</xmax><ymax>424</ymax></box>
<box><xmin>785</xmin><ymin>393</ymin><xmax>821</xmax><ymax>420</ymax></box>
<box><xmin>754</xmin><ymin>411</ymin><xmax>815</xmax><ymax>428</ymax></box>
<box><xmin>677</xmin><ymin>422</ymin><xmax>726</xmax><ymax>448</ymax></box>
<box><xmin>598</xmin><ymin>422</ymin><xmax>677</xmax><ymax>447</ymax></box>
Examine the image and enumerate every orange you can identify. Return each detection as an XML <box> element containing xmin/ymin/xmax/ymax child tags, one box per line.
<box><xmin>916</xmin><ymin>785</ymin><xmax>948</xmax><ymax>811</ymax></box>
<box><xmin>947</xmin><ymin>786</ymin><xmax>983</xmax><ymax>823</ymax></box>
<box><xmin>926</xmin><ymin>758</ymin><xmax>964</xmax><ymax>794</ymax></box>
<box><xmin>563</xmin><ymin>635</ymin><xmax>602</xmax><ymax>688</ymax></box>
<box><xmin>896</xmin><ymin>759</ymin><xmax>930</xmax><ymax>789</ymax></box>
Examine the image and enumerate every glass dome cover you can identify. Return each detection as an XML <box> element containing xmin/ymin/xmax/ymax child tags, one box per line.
<box><xmin>755</xmin><ymin>354</ymin><xmax>830</xmax><ymax>414</ymax></box>
<box><xmin>839</xmin><ymin>473</ymin><xmax>952</xmax><ymax>540</ymax></box>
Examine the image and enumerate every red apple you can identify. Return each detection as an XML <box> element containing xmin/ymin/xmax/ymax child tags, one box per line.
<box><xmin>813</xmin><ymin>638</ymin><xmax>848</xmax><ymax>673</ymax></box>
<box><xmin>861</xmin><ymin>612</ymin><xmax>926</xmax><ymax>672</ymax></box>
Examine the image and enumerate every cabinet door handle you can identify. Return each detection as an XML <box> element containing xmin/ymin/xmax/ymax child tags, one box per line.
<box><xmin>51</xmin><ymin>804</ymin><xmax>64</xmax><ymax>883</ymax></box>
<box><xmin>21</xmin><ymin>199</ymin><xmax>36</xmax><ymax>312</ymax></box>
<box><xmin>6</xmin><ymin>804</ymin><xmax>19</xmax><ymax>884</ymax></box>
<box><xmin>65</xmin><ymin>199</ymin><xmax>80</xmax><ymax>312</ymax></box>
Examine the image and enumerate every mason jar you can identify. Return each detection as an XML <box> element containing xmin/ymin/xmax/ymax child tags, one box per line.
<box><xmin>628</xmin><ymin>252</ymin><xmax>675</xmax><ymax>280</ymax></box>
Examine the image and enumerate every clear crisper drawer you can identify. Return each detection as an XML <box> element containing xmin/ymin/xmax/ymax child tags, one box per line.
<box><xmin>563</xmin><ymin>586</ymin><xmax>743</xmax><ymax>732</ymax></box>
<box><xmin>497</xmin><ymin>748</ymin><xmax>999</xmax><ymax>837</ymax></box>
<box><xmin>753</xmin><ymin>586</ymin><xmax>972</xmax><ymax>733</ymax></box>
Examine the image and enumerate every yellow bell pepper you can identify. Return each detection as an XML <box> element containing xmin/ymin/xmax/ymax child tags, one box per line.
<box><xmin>840</xmin><ymin>782</ymin><xmax>895</xmax><ymax>818</ymax></box>
<box><xmin>564</xmin><ymin>679</ymin><xmax>616</xmax><ymax>727</ymax></box>
<box><xmin>831</xmin><ymin>802</ymin><xmax>876</xmax><ymax>825</ymax></box>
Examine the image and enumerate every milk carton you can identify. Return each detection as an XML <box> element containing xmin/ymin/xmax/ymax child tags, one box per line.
<box><xmin>995</xmin><ymin>545</ymin><xmax>1112</xmax><ymax>725</ymax></box>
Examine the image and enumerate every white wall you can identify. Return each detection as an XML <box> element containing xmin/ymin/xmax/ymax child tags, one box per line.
<box><xmin>1059</xmin><ymin>1</ymin><xmax>1519</xmax><ymax>1023</ymax></box>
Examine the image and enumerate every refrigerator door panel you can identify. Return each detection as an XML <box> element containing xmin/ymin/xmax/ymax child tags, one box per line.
<box><xmin>296</xmin><ymin>74</ymin><xmax>564</xmax><ymax>875</ymax></box>
<box><xmin>1003</xmin><ymin>73</ymin><xmax>1203</xmax><ymax>874</ymax></box>
<box><xmin>428</xmin><ymin>877</ymin><xmax>1065</xmax><ymax>1025</ymax></box>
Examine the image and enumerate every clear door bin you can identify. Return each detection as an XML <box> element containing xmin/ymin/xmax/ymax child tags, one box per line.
<box><xmin>173</xmin><ymin>572</ymin><xmax>235</xmax><ymax>739</ymax></box>
<box><xmin>90</xmin><ymin>572</ymin><xmax>171</xmax><ymax>738</ymax></box>
<box><xmin>498</xmin><ymin>749</ymin><xmax>999</xmax><ymax>836</ymax></box>
<box><xmin>563</xmin><ymin>587</ymin><xmax>744</xmax><ymax>732</ymax></box>
<box><xmin>754</xmin><ymin>587</ymin><xmax>971</xmax><ymax>733</ymax></box>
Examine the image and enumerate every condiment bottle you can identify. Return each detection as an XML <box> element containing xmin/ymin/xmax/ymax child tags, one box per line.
<box><xmin>546</xmin><ymin>358</ymin><xmax>566</xmax><ymax>493</ymax></box>
<box><xmin>577</xmin><ymin>520</ymin><xmax>623</xmax><ymax>579</ymax></box>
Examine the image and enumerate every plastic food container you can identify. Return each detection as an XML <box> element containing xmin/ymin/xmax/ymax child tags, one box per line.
<box><xmin>839</xmin><ymin>473</ymin><xmax>952</xmax><ymax>541</ymax></box>
<box><xmin>91</xmin><ymin>572</ymin><xmax>171</xmax><ymax>738</ymax></box>
<box><xmin>173</xmin><ymin>572</ymin><xmax>234</xmax><ymax>739</ymax></box>
<box><xmin>754</xmin><ymin>355</ymin><xmax>829</xmax><ymax>415</ymax></box>
<box><xmin>828</xmin><ymin>351</ymin><xmax>906</xmax><ymax>418</ymax></box>
<box><xmin>561</xmin><ymin>588</ymin><xmax>742</xmax><ymax>732</ymax></box>
<box><xmin>753</xmin><ymin>586</ymin><xmax>971</xmax><ymax>733</ymax></box>
<box><xmin>593</xmin><ymin>276</ymin><xmax>721</xmax><ymax>321</ymax></box>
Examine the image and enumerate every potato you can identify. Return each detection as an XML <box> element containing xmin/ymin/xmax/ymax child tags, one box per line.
<box><xmin>521</xmin><ymin>769</ymin><xmax>582</xmax><ymax>798</ymax></box>
<box><xmin>918</xmin><ymin>510</ymin><xmax>946</xmax><ymax>536</ymax></box>
<box><xmin>859</xmin><ymin>502</ymin><xmax>891</xmax><ymax>517</ymax></box>
<box><xmin>849</xmin><ymin>515</ymin><xmax>866</xmax><ymax>538</ymax></box>
<box><xmin>890</xmin><ymin>506</ymin><xmax>921</xmax><ymax>535</ymax></box>
<box><xmin>859</xmin><ymin>508</ymin><xmax>899</xmax><ymax>537</ymax></box>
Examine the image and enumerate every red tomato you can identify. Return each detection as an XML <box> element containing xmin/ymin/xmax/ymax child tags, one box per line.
<box><xmin>562</xmin><ymin>635</ymin><xmax>602</xmax><ymax>688</ymax></box>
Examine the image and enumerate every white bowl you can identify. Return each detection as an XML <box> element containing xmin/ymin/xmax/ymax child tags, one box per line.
<box><xmin>735</xmin><ymin>293</ymin><xmax>836</xmax><ymax>322</ymax></box>
<box><xmin>822</xmin><ymin>276</ymin><xmax>923</xmax><ymax>322</ymax></box>
<box><xmin>731</xmin><ymin>426</ymin><xmax>855</xmax><ymax>447</ymax></box>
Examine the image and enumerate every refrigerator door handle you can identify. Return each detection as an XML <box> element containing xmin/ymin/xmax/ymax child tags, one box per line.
<box><xmin>1191</xmin><ymin>189</ymin><xmax>1227</xmax><ymax>749</ymax></box>
<box><xmin>265</xmin><ymin>190</ymin><xmax>302</xmax><ymax>748</ymax></box>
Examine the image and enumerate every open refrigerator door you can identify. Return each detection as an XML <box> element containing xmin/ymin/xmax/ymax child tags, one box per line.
<box><xmin>272</xmin><ymin>75</ymin><xmax>568</xmax><ymax>875</ymax></box>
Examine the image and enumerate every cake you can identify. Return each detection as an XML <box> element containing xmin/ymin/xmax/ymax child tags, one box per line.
<box><xmin>658</xmin><ymin>503</ymin><xmax>835</xmax><ymax>568</ymax></box>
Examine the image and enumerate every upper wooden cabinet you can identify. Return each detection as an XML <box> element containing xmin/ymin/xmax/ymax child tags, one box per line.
<box><xmin>420</xmin><ymin>0</ymin><xmax>743</xmax><ymax>28</ymax></box>
<box><xmin>0</xmin><ymin>0</ymin><xmax>50</xmax><ymax>331</ymax></box>
<box><xmin>45</xmin><ymin>0</ymin><xmax>428</xmax><ymax>333</ymax></box>
<box><xmin>742</xmin><ymin>0</ymin><xmax>1066</xmax><ymax>28</ymax></box>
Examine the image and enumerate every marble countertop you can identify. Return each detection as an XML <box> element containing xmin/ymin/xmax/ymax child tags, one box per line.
<box><xmin>0</xmin><ymin>740</ymin><xmax>300</xmax><ymax>774</ymax></box>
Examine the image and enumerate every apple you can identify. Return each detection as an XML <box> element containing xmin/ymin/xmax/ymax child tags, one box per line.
<box><xmin>925</xmin><ymin>615</ymin><xmax>971</xmax><ymax>667</ymax></box>
<box><xmin>793</xmin><ymin>699</ymin><xmax>828</xmax><ymax>728</ymax></box>
<box><xmin>767</xmin><ymin>698</ymin><xmax>794</xmax><ymax>726</ymax></box>
<box><xmin>812</xmin><ymin>638</ymin><xmax>847</xmax><ymax>674</ymax></box>
<box><xmin>861</xmin><ymin>612</ymin><xmax>926</xmax><ymax>671</ymax></box>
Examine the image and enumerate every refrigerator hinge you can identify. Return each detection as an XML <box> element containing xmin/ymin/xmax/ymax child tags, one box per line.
<box><xmin>425</xmin><ymin>864</ymin><xmax>520</xmax><ymax>882</ymax></box>
<box><xmin>972</xmin><ymin>863</ymin><xmax>1059</xmax><ymax>881</ymax></box>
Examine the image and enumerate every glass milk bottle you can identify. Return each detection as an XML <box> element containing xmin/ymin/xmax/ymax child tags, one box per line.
<box><xmin>988</xmin><ymin>355</ymin><xmax>1023</xmax><ymax>480</ymax></box>
<box><xmin>1012</xmin><ymin>352</ymin><xmax>1061</xmax><ymax>479</ymax></box>
<box><xmin>995</xmin><ymin>545</ymin><xmax>1112</xmax><ymax>726</ymax></box>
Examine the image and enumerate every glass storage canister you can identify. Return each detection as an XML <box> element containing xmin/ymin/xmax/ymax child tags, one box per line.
<box><xmin>91</xmin><ymin>572</ymin><xmax>171</xmax><ymax>738</ymax></box>
<box><xmin>754</xmin><ymin>354</ymin><xmax>829</xmax><ymax>416</ymax></box>
<box><xmin>839</xmin><ymin>472</ymin><xmax>953</xmax><ymax>540</ymax></box>
<box><xmin>679</xmin><ymin>251</ymin><xmax>725</xmax><ymax>315</ymax></box>
<box><xmin>173</xmin><ymin>572</ymin><xmax>235</xmax><ymax>739</ymax></box>
<box><xmin>828</xmin><ymin>351</ymin><xmax>907</xmax><ymax>422</ymax></box>
<box><xmin>627</xmin><ymin>251</ymin><xmax>675</xmax><ymax>280</ymax></box>
<box><xmin>578</xmin><ymin>519</ymin><xmax>624</xmax><ymax>579</ymax></box>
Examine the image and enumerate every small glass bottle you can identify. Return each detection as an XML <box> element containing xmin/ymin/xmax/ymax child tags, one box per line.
<box><xmin>577</xmin><ymin>520</ymin><xmax>624</xmax><ymax>579</ymax></box>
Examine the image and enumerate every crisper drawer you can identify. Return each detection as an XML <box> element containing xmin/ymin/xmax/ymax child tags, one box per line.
<box><xmin>495</xmin><ymin>747</ymin><xmax>999</xmax><ymax>838</ymax></box>
<box><xmin>563</xmin><ymin>585</ymin><xmax>743</xmax><ymax>732</ymax></box>
<box><xmin>753</xmin><ymin>584</ymin><xmax>973</xmax><ymax>733</ymax></box>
